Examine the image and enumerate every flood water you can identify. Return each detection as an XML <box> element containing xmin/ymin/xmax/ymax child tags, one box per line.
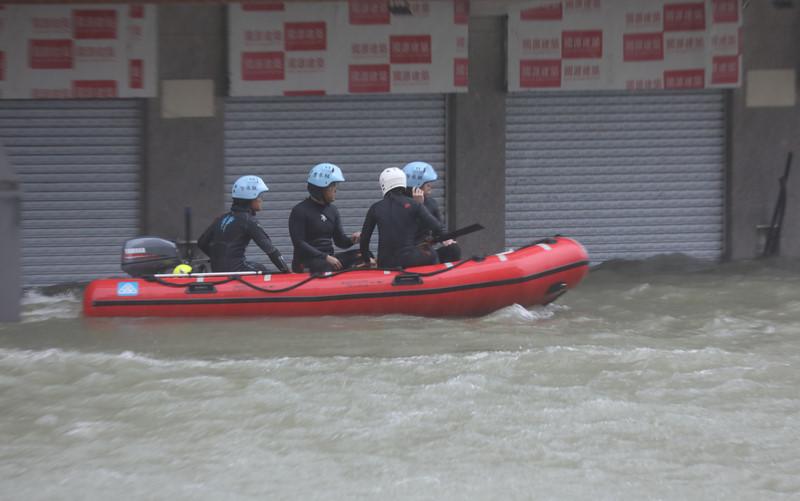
<box><xmin>1</xmin><ymin>256</ymin><xmax>799</xmax><ymax>500</ymax></box>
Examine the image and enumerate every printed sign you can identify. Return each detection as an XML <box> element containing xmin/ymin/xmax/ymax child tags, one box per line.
<box><xmin>73</xmin><ymin>79</ymin><xmax>117</xmax><ymax>98</ymax></box>
<box><xmin>348</xmin><ymin>64</ymin><xmax>390</xmax><ymax>93</ymax></box>
<box><xmin>509</xmin><ymin>0</ymin><xmax>742</xmax><ymax>91</ymax></box>
<box><xmin>520</xmin><ymin>59</ymin><xmax>562</xmax><ymax>88</ymax></box>
<box><xmin>29</xmin><ymin>39</ymin><xmax>73</xmax><ymax>69</ymax></box>
<box><xmin>390</xmin><ymin>35</ymin><xmax>432</xmax><ymax>64</ymax></box>
<box><xmin>454</xmin><ymin>0</ymin><xmax>470</xmax><ymax>24</ymax></box>
<box><xmin>73</xmin><ymin>10</ymin><xmax>117</xmax><ymax>40</ymax></box>
<box><xmin>712</xmin><ymin>0</ymin><xmax>738</xmax><ymax>22</ymax></box>
<box><xmin>521</xmin><ymin>3</ymin><xmax>563</xmax><ymax>21</ymax></box>
<box><xmin>243</xmin><ymin>2</ymin><xmax>286</xmax><ymax>12</ymax></box>
<box><xmin>663</xmin><ymin>3</ymin><xmax>706</xmax><ymax>32</ymax></box>
<box><xmin>0</xmin><ymin>4</ymin><xmax>157</xmax><ymax>99</ymax></box>
<box><xmin>711</xmin><ymin>54</ymin><xmax>738</xmax><ymax>84</ymax></box>
<box><xmin>624</xmin><ymin>33</ymin><xmax>664</xmax><ymax>61</ymax></box>
<box><xmin>664</xmin><ymin>68</ymin><xmax>705</xmax><ymax>89</ymax></box>
<box><xmin>129</xmin><ymin>58</ymin><xmax>143</xmax><ymax>88</ymax></box>
<box><xmin>349</xmin><ymin>0</ymin><xmax>390</xmax><ymax>25</ymax></box>
<box><xmin>117</xmin><ymin>282</ymin><xmax>139</xmax><ymax>297</ymax></box>
<box><xmin>129</xmin><ymin>5</ymin><xmax>144</xmax><ymax>19</ymax></box>
<box><xmin>453</xmin><ymin>58</ymin><xmax>468</xmax><ymax>87</ymax></box>
<box><xmin>284</xmin><ymin>22</ymin><xmax>326</xmax><ymax>51</ymax></box>
<box><xmin>242</xmin><ymin>51</ymin><xmax>285</xmax><ymax>80</ymax></box>
<box><xmin>561</xmin><ymin>30</ymin><xmax>602</xmax><ymax>59</ymax></box>
<box><xmin>230</xmin><ymin>0</ymin><xmax>468</xmax><ymax>96</ymax></box>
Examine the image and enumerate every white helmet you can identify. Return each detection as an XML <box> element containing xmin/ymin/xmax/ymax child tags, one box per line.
<box><xmin>232</xmin><ymin>175</ymin><xmax>268</xmax><ymax>200</ymax></box>
<box><xmin>379</xmin><ymin>167</ymin><xmax>406</xmax><ymax>196</ymax></box>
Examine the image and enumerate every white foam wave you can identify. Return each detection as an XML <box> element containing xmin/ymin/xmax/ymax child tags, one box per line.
<box><xmin>20</xmin><ymin>290</ymin><xmax>82</xmax><ymax>323</ymax></box>
<box><xmin>481</xmin><ymin>303</ymin><xmax>569</xmax><ymax>324</ymax></box>
<box><xmin>21</xmin><ymin>290</ymin><xmax>80</xmax><ymax>306</ymax></box>
<box><xmin>0</xmin><ymin>347</ymin><xmax>211</xmax><ymax>370</ymax></box>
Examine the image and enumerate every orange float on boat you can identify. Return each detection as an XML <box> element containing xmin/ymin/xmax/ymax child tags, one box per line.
<box><xmin>83</xmin><ymin>236</ymin><xmax>589</xmax><ymax>318</ymax></box>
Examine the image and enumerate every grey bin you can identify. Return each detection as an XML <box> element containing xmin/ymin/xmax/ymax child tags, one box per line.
<box><xmin>0</xmin><ymin>143</ymin><xmax>20</xmax><ymax>323</ymax></box>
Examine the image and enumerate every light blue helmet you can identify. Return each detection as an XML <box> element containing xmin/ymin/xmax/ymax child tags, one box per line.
<box><xmin>308</xmin><ymin>163</ymin><xmax>345</xmax><ymax>187</ymax></box>
<box><xmin>232</xmin><ymin>175</ymin><xmax>268</xmax><ymax>200</ymax></box>
<box><xmin>403</xmin><ymin>161</ymin><xmax>438</xmax><ymax>188</ymax></box>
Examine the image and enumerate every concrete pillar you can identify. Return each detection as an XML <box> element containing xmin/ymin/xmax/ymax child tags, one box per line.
<box><xmin>0</xmin><ymin>144</ymin><xmax>20</xmax><ymax>322</ymax></box>
<box><xmin>447</xmin><ymin>16</ymin><xmax>507</xmax><ymax>256</ymax></box>
<box><xmin>729</xmin><ymin>3</ymin><xmax>800</xmax><ymax>258</ymax></box>
<box><xmin>143</xmin><ymin>6</ymin><xmax>226</xmax><ymax>242</ymax></box>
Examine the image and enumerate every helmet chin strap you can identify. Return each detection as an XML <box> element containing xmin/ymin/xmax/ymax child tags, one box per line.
<box><xmin>307</xmin><ymin>183</ymin><xmax>328</xmax><ymax>204</ymax></box>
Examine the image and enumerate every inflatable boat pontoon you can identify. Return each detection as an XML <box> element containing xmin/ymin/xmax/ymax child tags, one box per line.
<box><xmin>83</xmin><ymin>236</ymin><xmax>589</xmax><ymax>318</ymax></box>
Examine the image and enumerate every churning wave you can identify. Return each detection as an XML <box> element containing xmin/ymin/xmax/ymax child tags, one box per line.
<box><xmin>20</xmin><ymin>289</ymin><xmax>83</xmax><ymax>323</ymax></box>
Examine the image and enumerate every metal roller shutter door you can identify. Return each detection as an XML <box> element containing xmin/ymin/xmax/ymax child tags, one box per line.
<box><xmin>224</xmin><ymin>94</ymin><xmax>446</xmax><ymax>265</ymax></box>
<box><xmin>0</xmin><ymin>100</ymin><xmax>142</xmax><ymax>287</ymax></box>
<box><xmin>506</xmin><ymin>90</ymin><xmax>725</xmax><ymax>262</ymax></box>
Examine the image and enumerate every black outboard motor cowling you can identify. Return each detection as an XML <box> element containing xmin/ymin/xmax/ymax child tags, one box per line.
<box><xmin>122</xmin><ymin>237</ymin><xmax>181</xmax><ymax>277</ymax></box>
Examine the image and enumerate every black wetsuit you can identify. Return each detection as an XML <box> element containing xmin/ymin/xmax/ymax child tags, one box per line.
<box><xmin>197</xmin><ymin>205</ymin><xmax>289</xmax><ymax>273</ymax></box>
<box><xmin>360</xmin><ymin>190</ymin><xmax>444</xmax><ymax>269</ymax></box>
<box><xmin>288</xmin><ymin>198</ymin><xmax>360</xmax><ymax>273</ymax></box>
<box><xmin>418</xmin><ymin>196</ymin><xmax>462</xmax><ymax>263</ymax></box>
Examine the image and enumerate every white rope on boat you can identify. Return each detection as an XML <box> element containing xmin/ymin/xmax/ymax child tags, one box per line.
<box><xmin>152</xmin><ymin>271</ymin><xmax>262</xmax><ymax>278</ymax></box>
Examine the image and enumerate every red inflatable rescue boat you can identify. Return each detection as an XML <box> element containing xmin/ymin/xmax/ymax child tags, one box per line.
<box><xmin>83</xmin><ymin>236</ymin><xmax>589</xmax><ymax>318</ymax></box>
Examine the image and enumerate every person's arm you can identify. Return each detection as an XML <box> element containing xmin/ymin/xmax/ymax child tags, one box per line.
<box><xmin>425</xmin><ymin>197</ymin><xmax>443</xmax><ymax>224</ymax></box>
<box><xmin>268</xmin><ymin>250</ymin><xmax>290</xmax><ymax>273</ymax></box>
<box><xmin>423</xmin><ymin>197</ymin><xmax>444</xmax><ymax>239</ymax></box>
<box><xmin>249</xmin><ymin>219</ymin><xmax>289</xmax><ymax>273</ymax></box>
<box><xmin>416</xmin><ymin>201</ymin><xmax>444</xmax><ymax>236</ymax></box>
<box><xmin>289</xmin><ymin>205</ymin><xmax>327</xmax><ymax>259</ymax></box>
<box><xmin>196</xmin><ymin>218</ymin><xmax>214</xmax><ymax>256</ymax></box>
<box><xmin>331</xmin><ymin>206</ymin><xmax>354</xmax><ymax>249</ymax></box>
<box><xmin>359</xmin><ymin>205</ymin><xmax>376</xmax><ymax>261</ymax></box>
<box><xmin>425</xmin><ymin>197</ymin><xmax>457</xmax><ymax>246</ymax></box>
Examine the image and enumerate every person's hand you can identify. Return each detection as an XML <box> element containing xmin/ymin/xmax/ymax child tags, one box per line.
<box><xmin>351</xmin><ymin>231</ymin><xmax>361</xmax><ymax>244</ymax></box>
<box><xmin>354</xmin><ymin>256</ymin><xmax>376</xmax><ymax>269</ymax></box>
<box><xmin>442</xmin><ymin>239</ymin><xmax>456</xmax><ymax>246</ymax></box>
<box><xmin>412</xmin><ymin>187</ymin><xmax>424</xmax><ymax>203</ymax></box>
<box><xmin>325</xmin><ymin>255</ymin><xmax>343</xmax><ymax>270</ymax></box>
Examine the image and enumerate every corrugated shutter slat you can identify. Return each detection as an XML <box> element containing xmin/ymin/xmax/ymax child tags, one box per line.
<box><xmin>506</xmin><ymin>90</ymin><xmax>725</xmax><ymax>262</ymax></box>
<box><xmin>0</xmin><ymin>100</ymin><xmax>142</xmax><ymax>286</ymax></box>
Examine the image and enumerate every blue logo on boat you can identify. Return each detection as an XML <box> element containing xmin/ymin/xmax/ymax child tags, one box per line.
<box><xmin>117</xmin><ymin>282</ymin><xmax>139</xmax><ymax>297</ymax></box>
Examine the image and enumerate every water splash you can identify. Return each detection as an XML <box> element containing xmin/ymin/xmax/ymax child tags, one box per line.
<box><xmin>20</xmin><ymin>289</ymin><xmax>82</xmax><ymax>323</ymax></box>
<box><xmin>481</xmin><ymin>303</ymin><xmax>569</xmax><ymax>324</ymax></box>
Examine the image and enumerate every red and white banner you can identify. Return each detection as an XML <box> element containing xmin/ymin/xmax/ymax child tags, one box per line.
<box><xmin>508</xmin><ymin>0</ymin><xmax>742</xmax><ymax>91</ymax></box>
<box><xmin>0</xmin><ymin>4</ymin><xmax>156</xmax><ymax>99</ymax></box>
<box><xmin>229</xmin><ymin>0</ymin><xmax>469</xmax><ymax>96</ymax></box>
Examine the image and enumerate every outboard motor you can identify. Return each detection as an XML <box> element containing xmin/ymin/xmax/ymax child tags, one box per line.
<box><xmin>122</xmin><ymin>237</ymin><xmax>181</xmax><ymax>277</ymax></box>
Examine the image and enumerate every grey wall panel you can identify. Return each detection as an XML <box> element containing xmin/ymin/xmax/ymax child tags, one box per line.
<box><xmin>506</xmin><ymin>90</ymin><xmax>726</xmax><ymax>262</ymax></box>
<box><xmin>224</xmin><ymin>94</ymin><xmax>446</xmax><ymax>266</ymax></box>
<box><xmin>0</xmin><ymin>100</ymin><xmax>142</xmax><ymax>286</ymax></box>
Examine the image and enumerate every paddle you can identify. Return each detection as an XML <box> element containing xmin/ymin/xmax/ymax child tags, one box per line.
<box><xmin>430</xmin><ymin>223</ymin><xmax>484</xmax><ymax>244</ymax></box>
<box><xmin>763</xmin><ymin>152</ymin><xmax>793</xmax><ymax>257</ymax></box>
<box><xmin>183</xmin><ymin>206</ymin><xmax>193</xmax><ymax>262</ymax></box>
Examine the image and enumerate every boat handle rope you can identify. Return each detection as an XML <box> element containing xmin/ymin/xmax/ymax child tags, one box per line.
<box><xmin>141</xmin><ymin>236</ymin><xmax>562</xmax><ymax>294</ymax></box>
<box><xmin>395</xmin><ymin>237</ymin><xmax>558</xmax><ymax>280</ymax></box>
<box><xmin>230</xmin><ymin>258</ymin><xmax>481</xmax><ymax>294</ymax></box>
<box><xmin>143</xmin><ymin>275</ymin><xmax>239</xmax><ymax>288</ymax></box>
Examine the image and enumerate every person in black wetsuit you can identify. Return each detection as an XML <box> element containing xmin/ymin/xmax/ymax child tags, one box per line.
<box><xmin>403</xmin><ymin>161</ymin><xmax>462</xmax><ymax>263</ymax></box>
<box><xmin>288</xmin><ymin>163</ymin><xmax>364</xmax><ymax>273</ymax></box>
<box><xmin>197</xmin><ymin>175</ymin><xmax>289</xmax><ymax>274</ymax></box>
<box><xmin>359</xmin><ymin>167</ymin><xmax>444</xmax><ymax>269</ymax></box>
